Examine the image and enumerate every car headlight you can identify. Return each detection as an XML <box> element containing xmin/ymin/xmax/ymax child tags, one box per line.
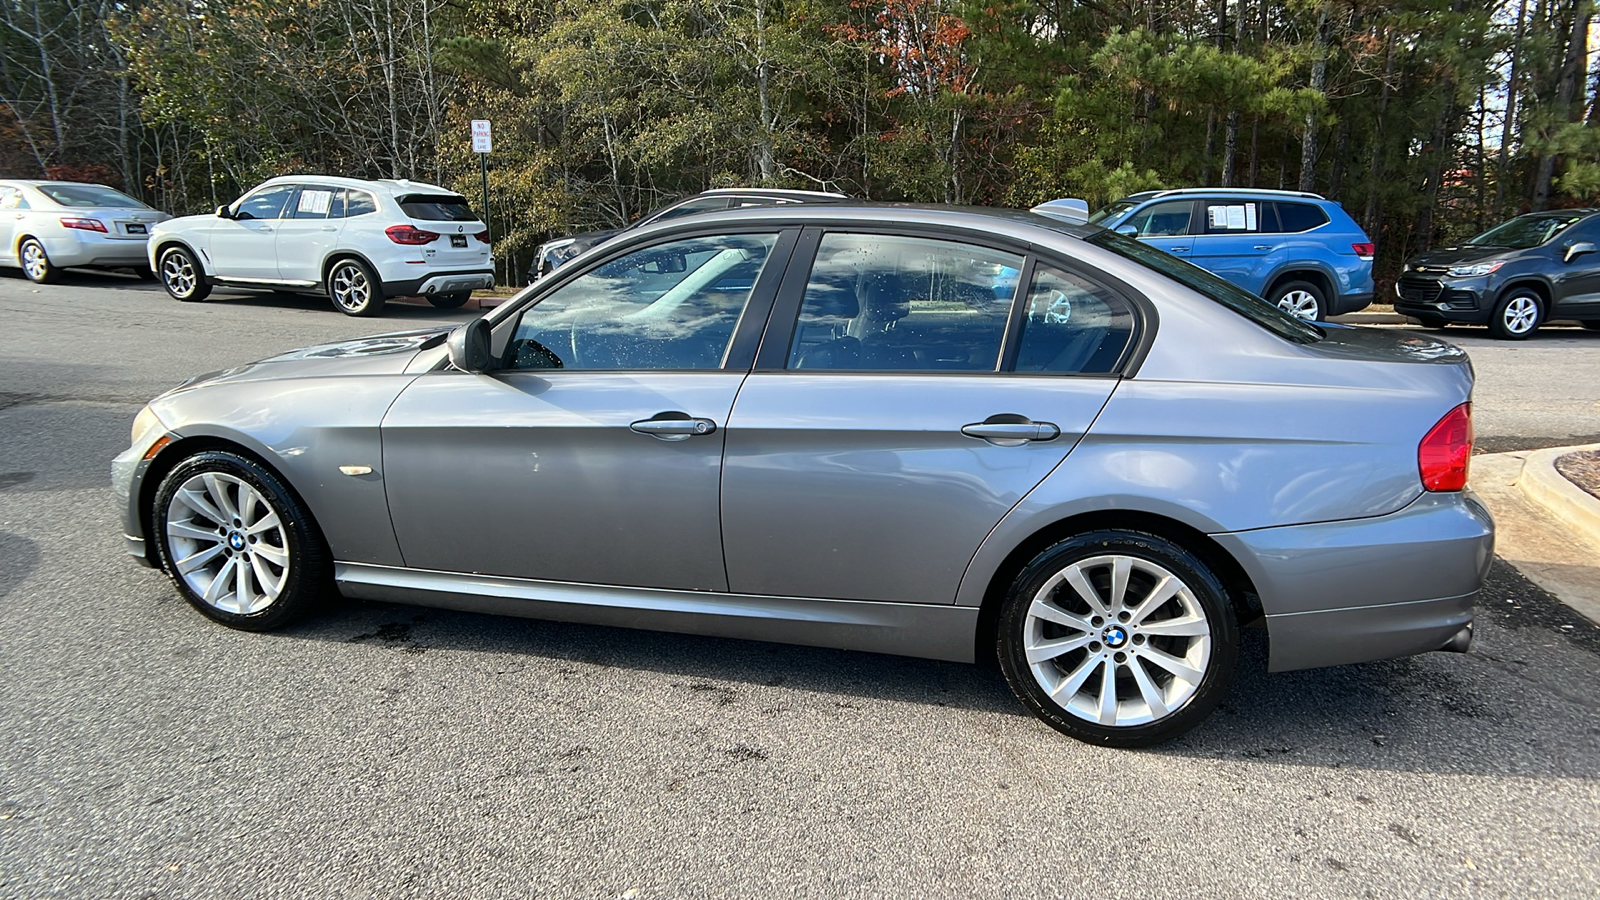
<box><xmin>131</xmin><ymin>405</ymin><xmax>163</xmax><ymax>446</ymax></box>
<box><xmin>1445</xmin><ymin>261</ymin><xmax>1504</xmax><ymax>277</ymax></box>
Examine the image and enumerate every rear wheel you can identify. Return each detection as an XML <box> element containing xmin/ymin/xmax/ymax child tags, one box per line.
<box><xmin>327</xmin><ymin>258</ymin><xmax>385</xmax><ymax>317</ymax></box>
<box><xmin>428</xmin><ymin>290</ymin><xmax>472</xmax><ymax>309</ymax></box>
<box><xmin>996</xmin><ymin>530</ymin><xmax>1239</xmax><ymax>747</ymax></box>
<box><xmin>1270</xmin><ymin>280</ymin><xmax>1324</xmax><ymax>321</ymax></box>
<box><xmin>19</xmin><ymin>238</ymin><xmax>59</xmax><ymax>284</ymax></box>
<box><xmin>1487</xmin><ymin>289</ymin><xmax>1542</xmax><ymax>340</ymax></box>
<box><xmin>159</xmin><ymin>246</ymin><xmax>211</xmax><ymax>301</ymax></box>
<box><xmin>153</xmin><ymin>451</ymin><xmax>327</xmax><ymax>631</ymax></box>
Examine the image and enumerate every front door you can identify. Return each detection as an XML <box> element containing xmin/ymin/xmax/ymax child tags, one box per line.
<box><xmin>1552</xmin><ymin>217</ymin><xmax>1600</xmax><ymax>317</ymax></box>
<box><xmin>721</xmin><ymin>232</ymin><xmax>1132</xmax><ymax>604</ymax></box>
<box><xmin>381</xmin><ymin>229</ymin><xmax>791</xmax><ymax>590</ymax></box>
<box><xmin>1124</xmin><ymin>200</ymin><xmax>1195</xmax><ymax>261</ymax></box>
<box><xmin>212</xmin><ymin>184</ymin><xmax>296</xmax><ymax>280</ymax></box>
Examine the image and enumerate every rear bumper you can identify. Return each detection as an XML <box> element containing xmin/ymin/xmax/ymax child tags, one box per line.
<box><xmin>1329</xmin><ymin>290</ymin><xmax>1374</xmax><ymax>315</ymax></box>
<box><xmin>384</xmin><ymin>269</ymin><xmax>494</xmax><ymax>298</ymax></box>
<box><xmin>1213</xmin><ymin>491</ymin><xmax>1494</xmax><ymax>672</ymax></box>
<box><xmin>42</xmin><ymin>233</ymin><xmax>150</xmax><ymax>268</ymax></box>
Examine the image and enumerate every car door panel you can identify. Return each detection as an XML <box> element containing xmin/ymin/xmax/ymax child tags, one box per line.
<box><xmin>721</xmin><ymin>374</ymin><xmax>1117</xmax><ymax>603</ymax></box>
<box><xmin>212</xmin><ymin>185</ymin><xmax>295</xmax><ymax>279</ymax></box>
<box><xmin>275</xmin><ymin>186</ymin><xmax>344</xmax><ymax>284</ymax></box>
<box><xmin>381</xmin><ymin>371</ymin><xmax>742</xmax><ymax>590</ymax></box>
<box><xmin>1552</xmin><ymin>220</ymin><xmax>1600</xmax><ymax>314</ymax></box>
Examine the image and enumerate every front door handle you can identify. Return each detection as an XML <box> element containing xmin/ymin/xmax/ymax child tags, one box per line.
<box><xmin>1253</xmin><ymin>245</ymin><xmax>1274</xmax><ymax>251</ymax></box>
<box><xmin>1168</xmin><ymin>247</ymin><xmax>1189</xmax><ymax>253</ymax></box>
<box><xmin>630</xmin><ymin>412</ymin><xmax>717</xmax><ymax>441</ymax></box>
<box><xmin>961</xmin><ymin>416</ymin><xmax>1061</xmax><ymax>446</ymax></box>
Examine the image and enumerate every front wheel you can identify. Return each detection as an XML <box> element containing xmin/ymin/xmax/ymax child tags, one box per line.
<box><xmin>427</xmin><ymin>290</ymin><xmax>472</xmax><ymax>309</ymax></box>
<box><xmin>327</xmin><ymin>258</ymin><xmax>385</xmax><ymax>317</ymax></box>
<box><xmin>19</xmin><ymin>238</ymin><xmax>59</xmax><ymax>284</ymax></box>
<box><xmin>153</xmin><ymin>451</ymin><xmax>327</xmax><ymax>631</ymax></box>
<box><xmin>996</xmin><ymin>530</ymin><xmax>1239</xmax><ymax>747</ymax></box>
<box><xmin>1487</xmin><ymin>290</ymin><xmax>1542</xmax><ymax>340</ymax></box>
<box><xmin>1270</xmin><ymin>280</ymin><xmax>1325</xmax><ymax>321</ymax></box>
<box><xmin>159</xmin><ymin>246</ymin><xmax>211</xmax><ymax>301</ymax></box>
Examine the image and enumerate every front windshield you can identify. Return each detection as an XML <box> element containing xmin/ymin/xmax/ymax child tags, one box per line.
<box><xmin>1087</xmin><ymin>229</ymin><xmax>1322</xmax><ymax>344</ymax></box>
<box><xmin>1088</xmin><ymin>201</ymin><xmax>1137</xmax><ymax>225</ymax></box>
<box><xmin>1465</xmin><ymin>213</ymin><xmax>1586</xmax><ymax>249</ymax></box>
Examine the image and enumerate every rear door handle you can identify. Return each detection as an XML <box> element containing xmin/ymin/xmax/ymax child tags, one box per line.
<box><xmin>961</xmin><ymin>418</ymin><xmax>1061</xmax><ymax>446</ymax></box>
<box><xmin>1253</xmin><ymin>245</ymin><xmax>1274</xmax><ymax>251</ymax></box>
<box><xmin>630</xmin><ymin>412</ymin><xmax>717</xmax><ymax>441</ymax></box>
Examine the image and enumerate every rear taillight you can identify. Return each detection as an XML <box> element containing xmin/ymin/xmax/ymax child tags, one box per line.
<box><xmin>1419</xmin><ymin>402</ymin><xmax>1472</xmax><ymax>492</ymax></box>
<box><xmin>1352</xmin><ymin>242</ymin><xmax>1375</xmax><ymax>260</ymax></box>
<box><xmin>473</xmin><ymin>230</ymin><xmax>491</xmax><ymax>244</ymax></box>
<box><xmin>61</xmin><ymin>217</ymin><xmax>107</xmax><ymax>233</ymax></box>
<box><xmin>385</xmin><ymin>224</ymin><xmax>439</xmax><ymax>245</ymax></box>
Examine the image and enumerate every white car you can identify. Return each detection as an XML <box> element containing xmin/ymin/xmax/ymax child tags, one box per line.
<box><xmin>148</xmin><ymin>176</ymin><xmax>494</xmax><ymax>316</ymax></box>
<box><xmin>0</xmin><ymin>180</ymin><xmax>169</xmax><ymax>283</ymax></box>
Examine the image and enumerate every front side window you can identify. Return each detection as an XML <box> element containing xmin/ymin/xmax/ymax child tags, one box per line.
<box><xmin>787</xmin><ymin>233</ymin><xmax>1024</xmax><ymax>371</ymax></box>
<box><xmin>506</xmin><ymin>232</ymin><xmax>779</xmax><ymax>371</ymax></box>
<box><xmin>1122</xmin><ymin>201</ymin><xmax>1193</xmax><ymax>237</ymax></box>
<box><xmin>233</xmin><ymin>186</ymin><xmax>296</xmax><ymax>220</ymax></box>
<box><xmin>1014</xmin><ymin>264</ymin><xmax>1136</xmax><ymax>374</ymax></box>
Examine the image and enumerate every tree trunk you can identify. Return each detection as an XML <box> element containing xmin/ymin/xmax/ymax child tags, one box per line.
<box><xmin>1363</xmin><ymin>29</ymin><xmax>1395</xmax><ymax>233</ymax></box>
<box><xmin>1495</xmin><ymin>0</ymin><xmax>1528</xmax><ymax>214</ymax></box>
<box><xmin>1532</xmin><ymin>0</ymin><xmax>1591</xmax><ymax>209</ymax></box>
<box><xmin>1299</xmin><ymin>6</ymin><xmax>1329</xmax><ymax>192</ymax></box>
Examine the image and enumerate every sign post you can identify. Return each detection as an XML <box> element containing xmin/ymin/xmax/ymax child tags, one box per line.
<box><xmin>471</xmin><ymin>120</ymin><xmax>492</xmax><ymax>240</ymax></box>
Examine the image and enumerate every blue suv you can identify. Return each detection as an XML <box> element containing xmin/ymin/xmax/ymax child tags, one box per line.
<box><xmin>1041</xmin><ymin>189</ymin><xmax>1376</xmax><ymax>320</ymax></box>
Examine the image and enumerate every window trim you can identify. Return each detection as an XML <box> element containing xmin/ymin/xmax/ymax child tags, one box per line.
<box><xmin>491</xmin><ymin>226</ymin><xmax>800</xmax><ymax>374</ymax></box>
<box><xmin>752</xmin><ymin>224</ymin><xmax>1153</xmax><ymax>378</ymax></box>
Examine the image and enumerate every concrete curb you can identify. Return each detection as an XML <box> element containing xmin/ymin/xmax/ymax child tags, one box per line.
<box><xmin>1517</xmin><ymin>443</ymin><xmax>1600</xmax><ymax>553</ymax></box>
<box><xmin>1330</xmin><ymin>311</ymin><xmax>1409</xmax><ymax>325</ymax></box>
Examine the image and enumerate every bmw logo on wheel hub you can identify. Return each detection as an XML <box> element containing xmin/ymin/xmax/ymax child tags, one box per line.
<box><xmin>1103</xmin><ymin>625</ymin><xmax>1129</xmax><ymax>650</ymax></box>
<box><xmin>228</xmin><ymin>532</ymin><xmax>246</xmax><ymax>552</ymax></box>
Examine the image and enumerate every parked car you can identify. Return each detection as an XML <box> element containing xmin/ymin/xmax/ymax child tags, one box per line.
<box><xmin>0</xmin><ymin>180</ymin><xmax>169</xmax><ymax>283</ymax></box>
<box><xmin>116</xmin><ymin>204</ymin><xmax>1490</xmax><ymax>747</ymax></box>
<box><xmin>529</xmin><ymin>187</ymin><xmax>848</xmax><ymax>281</ymax></box>
<box><xmin>1396</xmin><ymin>209</ymin><xmax>1600</xmax><ymax>339</ymax></box>
<box><xmin>1037</xmin><ymin>188</ymin><xmax>1376</xmax><ymax>321</ymax></box>
<box><xmin>149</xmin><ymin>176</ymin><xmax>493</xmax><ymax>317</ymax></box>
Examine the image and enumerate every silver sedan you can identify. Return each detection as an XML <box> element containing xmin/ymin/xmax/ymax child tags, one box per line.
<box><xmin>0</xmin><ymin>180</ymin><xmax>168</xmax><ymax>282</ymax></box>
<box><xmin>113</xmin><ymin>205</ymin><xmax>1493</xmax><ymax>746</ymax></box>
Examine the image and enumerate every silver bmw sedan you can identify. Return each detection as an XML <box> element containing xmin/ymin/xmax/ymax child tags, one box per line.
<box><xmin>113</xmin><ymin>204</ymin><xmax>1492</xmax><ymax>747</ymax></box>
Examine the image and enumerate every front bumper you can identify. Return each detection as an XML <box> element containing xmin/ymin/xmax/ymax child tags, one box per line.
<box><xmin>1213</xmin><ymin>490</ymin><xmax>1494</xmax><ymax>672</ymax></box>
<box><xmin>112</xmin><ymin>424</ymin><xmax>172</xmax><ymax>568</ymax></box>
<box><xmin>1394</xmin><ymin>276</ymin><xmax>1489</xmax><ymax>323</ymax></box>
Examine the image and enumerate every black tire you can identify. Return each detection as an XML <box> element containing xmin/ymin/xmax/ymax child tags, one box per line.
<box><xmin>326</xmin><ymin>258</ymin><xmax>385</xmax><ymax>317</ymax></box>
<box><xmin>1269</xmin><ymin>279</ymin><xmax>1325</xmax><ymax>321</ymax></box>
<box><xmin>996</xmin><ymin>529</ymin><xmax>1239</xmax><ymax>748</ymax></box>
<box><xmin>18</xmin><ymin>237</ymin><xmax>60</xmax><ymax>284</ymax></box>
<box><xmin>133</xmin><ymin>265</ymin><xmax>157</xmax><ymax>281</ymax></box>
<box><xmin>158</xmin><ymin>245</ymin><xmax>211</xmax><ymax>302</ymax></box>
<box><xmin>1412</xmin><ymin>314</ymin><xmax>1449</xmax><ymax>330</ymax></box>
<box><xmin>152</xmin><ymin>450</ymin><xmax>327</xmax><ymax>631</ymax></box>
<box><xmin>1487</xmin><ymin>288</ymin><xmax>1543</xmax><ymax>340</ymax></box>
<box><xmin>427</xmin><ymin>290</ymin><xmax>472</xmax><ymax>309</ymax></box>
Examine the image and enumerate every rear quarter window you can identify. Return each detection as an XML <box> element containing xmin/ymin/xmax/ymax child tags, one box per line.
<box><xmin>399</xmin><ymin>195</ymin><xmax>477</xmax><ymax>221</ymax></box>
<box><xmin>1273</xmin><ymin>202</ymin><xmax>1330</xmax><ymax>233</ymax></box>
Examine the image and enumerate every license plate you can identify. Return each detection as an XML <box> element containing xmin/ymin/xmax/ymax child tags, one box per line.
<box><xmin>449</xmin><ymin>234</ymin><xmax>467</xmax><ymax>248</ymax></box>
<box><xmin>124</xmin><ymin>223</ymin><xmax>146</xmax><ymax>235</ymax></box>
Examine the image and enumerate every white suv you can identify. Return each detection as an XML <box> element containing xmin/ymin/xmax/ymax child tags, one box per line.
<box><xmin>148</xmin><ymin>176</ymin><xmax>494</xmax><ymax>316</ymax></box>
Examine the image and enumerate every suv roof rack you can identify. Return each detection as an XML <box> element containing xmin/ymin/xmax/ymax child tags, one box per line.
<box><xmin>1151</xmin><ymin>187</ymin><xmax>1325</xmax><ymax>200</ymax></box>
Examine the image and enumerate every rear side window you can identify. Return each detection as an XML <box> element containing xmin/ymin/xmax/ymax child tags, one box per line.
<box><xmin>343</xmin><ymin>190</ymin><xmax>377</xmax><ymax>217</ymax></box>
<box><xmin>787</xmin><ymin>233</ymin><xmax>1024</xmax><ymax>371</ymax></box>
<box><xmin>290</xmin><ymin>187</ymin><xmax>337</xmax><ymax>219</ymax></box>
<box><xmin>0</xmin><ymin>187</ymin><xmax>26</xmax><ymax>210</ymax></box>
<box><xmin>399</xmin><ymin>194</ymin><xmax>476</xmax><ymax>221</ymax></box>
<box><xmin>1013</xmin><ymin>264</ymin><xmax>1136</xmax><ymax>374</ymax></box>
<box><xmin>1201</xmin><ymin>201</ymin><xmax>1261</xmax><ymax>233</ymax></box>
<box><xmin>1273</xmin><ymin>202</ymin><xmax>1329</xmax><ymax>233</ymax></box>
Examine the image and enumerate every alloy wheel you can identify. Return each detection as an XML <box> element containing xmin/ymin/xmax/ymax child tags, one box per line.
<box><xmin>1022</xmin><ymin>554</ymin><xmax>1212</xmax><ymax>728</ymax></box>
<box><xmin>164</xmin><ymin>472</ymin><xmax>291</xmax><ymax>615</ymax></box>
<box><xmin>1276</xmin><ymin>290</ymin><xmax>1320</xmax><ymax>320</ymax></box>
<box><xmin>330</xmin><ymin>264</ymin><xmax>370</xmax><ymax>312</ymax></box>
<box><xmin>20</xmin><ymin>240</ymin><xmax>49</xmax><ymax>281</ymax></box>
<box><xmin>162</xmin><ymin>252</ymin><xmax>196</xmax><ymax>296</ymax></box>
<box><xmin>1501</xmin><ymin>295</ymin><xmax>1538</xmax><ymax>335</ymax></box>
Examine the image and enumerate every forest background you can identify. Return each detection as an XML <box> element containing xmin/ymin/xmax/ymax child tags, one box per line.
<box><xmin>4</xmin><ymin>0</ymin><xmax>1599</xmax><ymax>287</ymax></box>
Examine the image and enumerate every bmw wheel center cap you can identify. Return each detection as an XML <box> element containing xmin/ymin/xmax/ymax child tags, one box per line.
<box><xmin>1103</xmin><ymin>625</ymin><xmax>1129</xmax><ymax>649</ymax></box>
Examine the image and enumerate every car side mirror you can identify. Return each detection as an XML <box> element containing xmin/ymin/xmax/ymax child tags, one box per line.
<box><xmin>1116</xmin><ymin>224</ymin><xmax>1138</xmax><ymax>237</ymax></box>
<box><xmin>1565</xmin><ymin>241</ymin><xmax>1595</xmax><ymax>263</ymax></box>
<box><xmin>447</xmin><ymin>318</ymin><xmax>494</xmax><ymax>373</ymax></box>
<box><xmin>215</xmin><ymin>205</ymin><xmax>233</xmax><ymax>219</ymax></box>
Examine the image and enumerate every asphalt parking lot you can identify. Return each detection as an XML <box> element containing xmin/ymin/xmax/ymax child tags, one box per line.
<box><xmin>3</xmin><ymin>271</ymin><xmax>1599</xmax><ymax>898</ymax></box>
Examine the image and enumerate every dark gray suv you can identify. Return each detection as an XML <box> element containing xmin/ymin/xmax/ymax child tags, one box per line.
<box><xmin>1397</xmin><ymin>209</ymin><xmax>1600</xmax><ymax>339</ymax></box>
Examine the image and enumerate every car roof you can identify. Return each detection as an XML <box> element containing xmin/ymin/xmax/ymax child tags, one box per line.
<box><xmin>696</xmin><ymin>187</ymin><xmax>850</xmax><ymax>200</ymax></box>
<box><xmin>1122</xmin><ymin>187</ymin><xmax>1327</xmax><ymax>203</ymax></box>
<box><xmin>251</xmin><ymin>175</ymin><xmax>461</xmax><ymax>196</ymax></box>
<box><xmin>627</xmin><ymin>201</ymin><xmax>1096</xmax><ymax>244</ymax></box>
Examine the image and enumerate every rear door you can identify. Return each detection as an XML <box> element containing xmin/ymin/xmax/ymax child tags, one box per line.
<box><xmin>1188</xmin><ymin>198</ymin><xmax>1273</xmax><ymax>293</ymax></box>
<box><xmin>275</xmin><ymin>185</ymin><xmax>345</xmax><ymax>284</ymax></box>
<box><xmin>720</xmin><ymin>229</ymin><xmax>1137</xmax><ymax>604</ymax></box>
